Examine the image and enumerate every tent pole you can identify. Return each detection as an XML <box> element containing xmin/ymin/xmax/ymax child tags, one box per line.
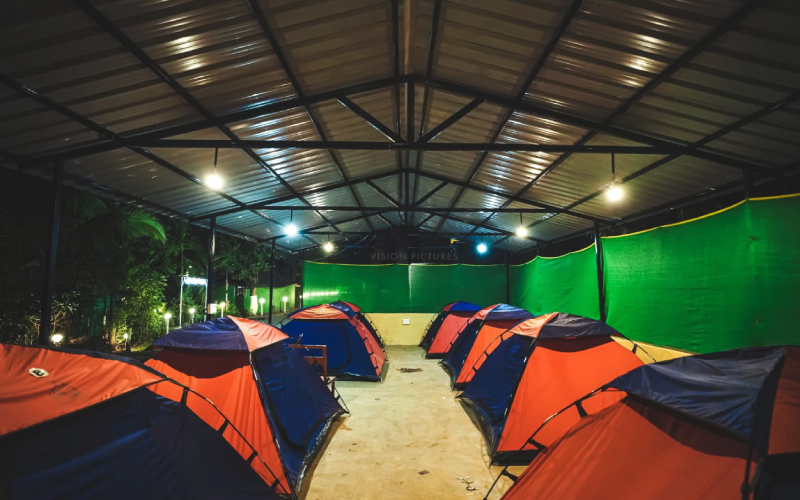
<box><xmin>268</xmin><ymin>239</ymin><xmax>276</xmax><ymax>324</ymax></box>
<box><xmin>593</xmin><ymin>222</ymin><xmax>607</xmax><ymax>323</ymax></box>
<box><xmin>39</xmin><ymin>160</ymin><xmax>64</xmax><ymax>345</ymax></box>
<box><xmin>204</xmin><ymin>216</ymin><xmax>216</xmax><ymax>321</ymax></box>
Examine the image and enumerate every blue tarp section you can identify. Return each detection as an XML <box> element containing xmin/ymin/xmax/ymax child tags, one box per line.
<box><xmin>447</xmin><ymin>301</ymin><xmax>482</xmax><ymax>312</ymax></box>
<box><xmin>153</xmin><ymin>317</ymin><xmax>248</xmax><ymax>351</ymax></box>
<box><xmin>458</xmin><ymin>335</ymin><xmax>533</xmax><ymax>451</ymax></box>
<box><xmin>329</xmin><ymin>301</ymin><xmax>358</xmax><ymax>317</ymax></box>
<box><xmin>253</xmin><ymin>343</ymin><xmax>344</xmax><ymax>490</ymax></box>
<box><xmin>484</xmin><ymin>304</ymin><xmax>533</xmax><ymax>321</ymax></box>
<box><xmin>440</xmin><ymin>321</ymin><xmax>482</xmax><ymax>382</ymax></box>
<box><xmin>5</xmin><ymin>389</ymin><xmax>278</xmax><ymax>500</ymax></box>
<box><xmin>538</xmin><ymin>313</ymin><xmax>620</xmax><ymax>339</ymax></box>
<box><xmin>281</xmin><ymin>319</ymin><xmax>379</xmax><ymax>380</ymax></box>
<box><xmin>607</xmin><ymin>346</ymin><xmax>787</xmax><ymax>452</ymax></box>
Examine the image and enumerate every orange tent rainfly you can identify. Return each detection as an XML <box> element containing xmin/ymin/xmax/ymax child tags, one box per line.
<box><xmin>498</xmin><ymin>345</ymin><xmax>800</xmax><ymax>500</ymax></box>
<box><xmin>420</xmin><ymin>301</ymin><xmax>482</xmax><ymax>358</ymax></box>
<box><xmin>458</xmin><ymin>313</ymin><xmax>643</xmax><ymax>463</ymax></box>
<box><xmin>281</xmin><ymin>303</ymin><xmax>387</xmax><ymax>380</ymax></box>
<box><xmin>0</xmin><ymin>344</ymin><xmax>281</xmax><ymax>500</ymax></box>
<box><xmin>145</xmin><ymin>316</ymin><xmax>346</xmax><ymax>498</ymax></box>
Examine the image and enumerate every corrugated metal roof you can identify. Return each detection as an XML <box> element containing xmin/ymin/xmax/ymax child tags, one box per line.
<box><xmin>2</xmin><ymin>0</ymin><xmax>798</xmax><ymax>253</ymax></box>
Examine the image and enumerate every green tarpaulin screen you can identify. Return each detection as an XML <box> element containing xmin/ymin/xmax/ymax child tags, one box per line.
<box><xmin>603</xmin><ymin>195</ymin><xmax>800</xmax><ymax>353</ymax></box>
<box><xmin>509</xmin><ymin>246</ymin><xmax>600</xmax><ymax>320</ymax></box>
<box><xmin>302</xmin><ymin>262</ymin><xmax>507</xmax><ymax>312</ymax></box>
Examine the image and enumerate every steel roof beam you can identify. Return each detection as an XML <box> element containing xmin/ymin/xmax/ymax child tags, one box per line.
<box><xmin>434</xmin><ymin>0</ymin><xmax>587</xmax><ymax>234</ymax></box>
<box><xmin>97</xmin><ymin>140</ymin><xmax>682</xmax><ymax>153</ymax></box>
<box><xmin>229</xmin><ymin>206</ymin><xmax>554</xmax><ymax>213</ymax></box>
<box><xmin>74</xmin><ymin>0</ymin><xmax>342</xmax><ymax>234</ymax></box>
<box><xmin>26</xmin><ymin>75</ymin><xmax>406</xmax><ymax>164</ymax></box>
<box><xmin>412</xmin><ymin>180</ymin><xmax>448</xmax><ymax>208</ymax></box>
<box><xmin>413</xmin><ymin>169</ymin><xmax>606</xmax><ymax>223</ymax></box>
<box><xmin>337</xmin><ymin>96</ymin><xmax>404</xmax><ymax>143</ymax></box>
<box><xmin>412</xmin><ymin>0</ymin><xmax>444</xmax><ymax>207</ymax></box>
<box><xmin>189</xmin><ymin>169</ymin><xmax>400</xmax><ymax>221</ymax></box>
<box><xmin>419</xmin><ymin>76</ymin><xmax>780</xmax><ymax>175</ymax></box>
<box><xmin>245</xmin><ymin>0</ymin><xmax>374</xmax><ymax>233</ymax></box>
<box><xmin>416</xmin><ymin>98</ymin><xmax>484</xmax><ymax>144</ymax></box>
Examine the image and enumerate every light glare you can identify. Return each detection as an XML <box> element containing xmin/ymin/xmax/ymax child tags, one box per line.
<box><xmin>515</xmin><ymin>225</ymin><xmax>529</xmax><ymax>238</ymax></box>
<box><xmin>323</xmin><ymin>241</ymin><xmax>334</xmax><ymax>252</ymax></box>
<box><xmin>51</xmin><ymin>333</ymin><xmax>64</xmax><ymax>344</ymax></box>
<box><xmin>285</xmin><ymin>223</ymin><xmax>299</xmax><ymax>237</ymax></box>
<box><xmin>205</xmin><ymin>173</ymin><xmax>224</xmax><ymax>190</ymax></box>
<box><xmin>476</xmin><ymin>243</ymin><xmax>488</xmax><ymax>254</ymax></box>
<box><xmin>606</xmin><ymin>184</ymin><xmax>624</xmax><ymax>202</ymax></box>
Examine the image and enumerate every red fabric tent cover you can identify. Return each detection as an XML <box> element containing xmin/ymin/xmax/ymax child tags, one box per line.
<box><xmin>229</xmin><ymin>316</ymin><xmax>288</xmax><ymax>351</ymax></box>
<box><xmin>146</xmin><ymin>350</ymin><xmax>289</xmax><ymax>495</ymax></box>
<box><xmin>769</xmin><ymin>346</ymin><xmax>800</xmax><ymax>455</ymax></box>
<box><xmin>503</xmin><ymin>398</ymin><xmax>754</xmax><ymax>500</ymax></box>
<box><xmin>428</xmin><ymin>311</ymin><xmax>478</xmax><ymax>355</ymax></box>
<box><xmin>0</xmin><ymin>344</ymin><xmax>163</xmax><ymax>437</ymax></box>
<box><xmin>290</xmin><ymin>304</ymin><xmax>351</xmax><ymax>320</ymax></box>
<box><xmin>498</xmin><ymin>337</ymin><xmax>641</xmax><ymax>452</ymax></box>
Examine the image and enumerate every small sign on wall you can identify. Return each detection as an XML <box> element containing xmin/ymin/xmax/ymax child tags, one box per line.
<box><xmin>402</xmin><ymin>318</ymin><xmax>411</xmax><ymax>325</ymax></box>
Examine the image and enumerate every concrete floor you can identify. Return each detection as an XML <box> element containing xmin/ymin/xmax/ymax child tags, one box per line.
<box><xmin>304</xmin><ymin>346</ymin><xmax>521</xmax><ymax>500</ymax></box>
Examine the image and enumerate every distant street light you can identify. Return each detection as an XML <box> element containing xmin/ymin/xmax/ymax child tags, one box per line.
<box><xmin>164</xmin><ymin>312</ymin><xmax>172</xmax><ymax>333</ymax></box>
<box><xmin>188</xmin><ymin>307</ymin><xmax>196</xmax><ymax>323</ymax></box>
<box><xmin>259</xmin><ymin>297</ymin><xmax>265</xmax><ymax>315</ymax></box>
<box><xmin>51</xmin><ymin>333</ymin><xmax>64</xmax><ymax>344</ymax></box>
<box><xmin>282</xmin><ymin>296</ymin><xmax>289</xmax><ymax>313</ymax></box>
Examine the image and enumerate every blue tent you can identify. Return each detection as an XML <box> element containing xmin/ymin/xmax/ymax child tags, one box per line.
<box><xmin>148</xmin><ymin>316</ymin><xmax>346</xmax><ymax>496</ymax></box>
<box><xmin>0</xmin><ymin>344</ymin><xmax>281</xmax><ymax>500</ymax></box>
<box><xmin>440</xmin><ymin>303</ymin><xmax>533</xmax><ymax>388</ymax></box>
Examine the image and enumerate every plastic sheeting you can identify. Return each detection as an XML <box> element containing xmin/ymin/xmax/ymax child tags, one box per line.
<box><xmin>603</xmin><ymin>195</ymin><xmax>800</xmax><ymax>352</ymax></box>
<box><xmin>302</xmin><ymin>262</ymin><xmax>506</xmax><ymax>312</ymax></box>
<box><xmin>509</xmin><ymin>246</ymin><xmax>601</xmax><ymax>320</ymax></box>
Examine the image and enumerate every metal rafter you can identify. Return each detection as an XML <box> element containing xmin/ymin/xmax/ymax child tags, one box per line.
<box><xmin>411</xmin><ymin>0</ymin><xmax>443</xmax><ymax>209</ymax></box>
<box><xmin>244</xmin><ymin>0</ymin><xmax>374</xmax><ymax>232</ymax></box>
<box><xmin>434</xmin><ymin>0</ymin><xmax>587</xmax><ymax>234</ymax></box>
<box><xmin>390</xmin><ymin>0</ymin><xmax>404</xmax><ymax>226</ymax></box>
<box><xmin>412</xmin><ymin>180</ymin><xmax>448</xmax><ymax>208</ymax></box>
<box><xmin>469</xmin><ymin>0</ymin><xmax>768</xmax><ymax>237</ymax></box>
<box><xmin>416</xmin><ymin>98</ymin><xmax>484</xmax><ymax>144</ymax></box>
<box><xmin>234</xmin><ymin>206</ymin><xmax>554</xmax><ymax>213</ymax></box>
<box><xmin>74</xmin><ymin>0</ymin><xmax>343</xmax><ymax>235</ymax></box>
<box><xmin>0</xmin><ymin>71</ymin><xmax>286</xmax><ymax>232</ymax></box>
<box><xmin>337</xmin><ymin>96</ymin><xmax>403</xmax><ymax>142</ymax></box>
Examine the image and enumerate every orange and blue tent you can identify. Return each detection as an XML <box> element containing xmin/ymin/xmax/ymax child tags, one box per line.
<box><xmin>439</xmin><ymin>304</ymin><xmax>533</xmax><ymax>388</ymax></box>
<box><xmin>146</xmin><ymin>316</ymin><xmax>345</xmax><ymax>498</ymax></box>
<box><xmin>0</xmin><ymin>344</ymin><xmax>280</xmax><ymax>500</ymax></box>
<box><xmin>282</xmin><ymin>303</ymin><xmax>387</xmax><ymax>381</ymax></box>
<box><xmin>498</xmin><ymin>345</ymin><xmax>800</xmax><ymax>500</ymax></box>
<box><xmin>420</xmin><ymin>301</ymin><xmax>482</xmax><ymax>358</ymax></box>
<box><xmin>329</xmin><ymin>300</ymin><xmax>385</xmax><ymax>348</ymax></box>
<box><xmin>458</xmin><ymin>313</ymin><xmax>642</xmax><ymax>463</ymax></box>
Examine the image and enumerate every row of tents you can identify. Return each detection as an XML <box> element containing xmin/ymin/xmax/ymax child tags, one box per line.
<box><xmin>1</xmin><ymin>301</ymin><xmax>388</xmax><ymax>500</ymax></box>
<box><xmin>420</xmin><ymin>302</ymin><xmax>800</xmax><ymax>499</ymax></box>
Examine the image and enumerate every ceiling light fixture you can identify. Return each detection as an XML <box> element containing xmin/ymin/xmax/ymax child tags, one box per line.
<box><xmin>606</xmin><ymin>152</ymin><xmax>624</xmax><ymax>202</ymax></box>
<box><xmin>515</xmin><ymin>212</ymin><xmax>529</xmax><ymax>238</ymax></box>
<box><xmin>206</xmin><ymin>148</ymin><xmax>224</xmax><ymax>190</ymax></box>
<box><xmin>476</xmin><ymin>242</ymin><xmax>488</xmax><ymax>254</ymax></box>
<box><xmin>285</xmin><ymin>209</ymin><xmax>298</xmax><ymax>237</ymax></box>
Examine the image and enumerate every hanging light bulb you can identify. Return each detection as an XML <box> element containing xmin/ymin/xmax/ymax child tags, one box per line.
<box><xmin>206</xmin><ymin>148</ymin><xmax>224</xmax><ymax>190</ymax></box>
<box><xmin>323</xmin><ymin>241</ymin><xmax>334</xmax><ymax>252</ymax></box>
<box><xmin>515</xmin><ymin>212</ymin><xmax>529</xmax><ymax>237</ymax></box>
<box><xmin>476</xmin><ymin>243</ymin><xmax>488</xmax><ymax>254</ymax></box>
<box><xmin>606</xmin><ymin>152</ymin><xmax>623</xmax><ymax>202</ymax></box>
<box><xmin>284</xmin><ymin>209</ymin><xmax>298</xmax><ymax>236</ymax></box>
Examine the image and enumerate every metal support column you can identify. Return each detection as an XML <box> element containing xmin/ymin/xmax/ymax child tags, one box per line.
<box><xmin>593</xmin><ymin>222</ymin><xmax>607</xmax><ymax>323</ymax></box>
<box><xmin>204</xmin><ymin>216</ymin><xmax>216</xmax><ymax>321</ymax></box>
<box><xmin>505</xmin><ymin>252</ymin><xmax>511</xmax><ymax>304</ymax></box>
<box><xmin>268</xmin><ymin>239</ymin><xmax>276</xmax><ymax>324</ymax></box>
<box><xmin>39</xmin><ymin>160</ymin><xmax>64</xmax><ymax>345</ymax></box>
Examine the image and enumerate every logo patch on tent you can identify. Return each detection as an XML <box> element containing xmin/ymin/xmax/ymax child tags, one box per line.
<box><xmin>29</xmin><ymin>367</ymin><xmax>49</xmax><ymax>378</ymax></box>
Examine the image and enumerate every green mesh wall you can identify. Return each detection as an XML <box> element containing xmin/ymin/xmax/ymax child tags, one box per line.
<box><xmin>302</xmin><ymin>262</ymin><xmax>507</xmax><ymax>312</ymax></box>
<box><xmin>603</xmin><ymin>195</ymin><xmax>800</xmax><ymax>353</ymax></box>
<box><xmin>302</xmin><ymin>262</ymin><xmax>411</xmax><ymax>312</ymax></box>
<box><xmin>408</xmin><ymin>264</ymin><xmax>507</xmax><ymax>312</ymax></box>
<box><xmin>509</xmin><ymin>246</ymin><xmax>600</xmax><ymax>319</ymax></box>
